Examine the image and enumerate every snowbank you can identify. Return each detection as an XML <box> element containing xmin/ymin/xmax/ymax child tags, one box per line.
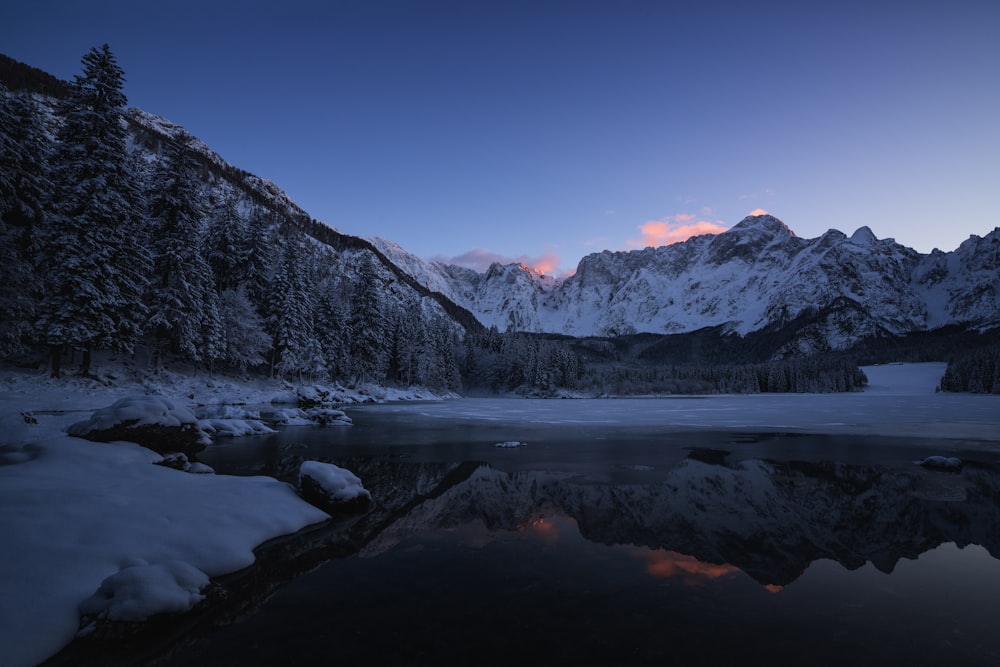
<box><xmin>78</xmin><ymin>560</ymin><xmax>210</xmax><ymax>626</ymax></box>
<box><xmin>0</xmin><ymin>385</ymin><xmax>330</xmax><ymax>667</ymax></box>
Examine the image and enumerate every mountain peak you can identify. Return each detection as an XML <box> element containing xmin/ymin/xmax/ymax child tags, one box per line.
<box><xmin>730</xmin><ymin>213</ymin><xmax>796</xmax><ymax>239</ymax></box>
<box><xmin>850</xmin><ymin>226</ymin><xmax>877</xmax><ymax>245</ymax></box>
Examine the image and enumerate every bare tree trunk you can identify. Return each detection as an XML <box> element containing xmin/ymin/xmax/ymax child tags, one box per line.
<box><xmin>49</xmin><ymin>344</ymin><xmax>63</xmax><ymax>378</ymax></box>
<box><xmin>79</xmin><ymin>344</ymin><xmax>92</xmax><ymax>377</ymax></box>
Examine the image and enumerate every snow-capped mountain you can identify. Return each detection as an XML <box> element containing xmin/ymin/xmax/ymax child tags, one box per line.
<box><xmin>8</xmin><ymin>52</ymin><xmax>995</xmax><ymax>356</ymax></box>
<box><xmin>374</xmin><ymin>214</ymin><xmax>1000</xmax><ymax>348</ymax></box>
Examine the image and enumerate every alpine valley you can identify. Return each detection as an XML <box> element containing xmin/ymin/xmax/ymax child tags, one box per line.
<box><xmin>2</xmin><ymin>52</ymin><xmax>999</xmax><ymax>395</ymax></box>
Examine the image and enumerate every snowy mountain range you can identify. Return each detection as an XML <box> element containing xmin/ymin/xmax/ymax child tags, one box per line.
<box><xmin>5</xmin><ymin>53</ymin><xmax>997</xmax><ymax>357</ymax></box>
<box><xmin>372</xmin><ymin>214</ymin><xmax>1000</xmax><ymax>350</ymax></box>
<box><xmin>144</xmin><ymin>89</ymin><xmax>1000</xmax><ymax>354</ymax></box>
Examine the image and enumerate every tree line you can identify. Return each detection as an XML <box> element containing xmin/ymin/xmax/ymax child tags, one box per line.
<box><xmin>940</xmin><ymin>343</ymin><xmax>1000</xmax><ymax>394</ymax></box>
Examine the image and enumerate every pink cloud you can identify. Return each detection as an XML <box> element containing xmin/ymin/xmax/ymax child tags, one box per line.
<box><xmin>748</xmin><ymin>208</ymin><xmax>769</xmax><ymax>216</ymax></box>
<box><xmin>444</xmin><ymin>248</ymin><xmax>566</xmax><ymax>277</ymax></box>
<box><xmin>628</xmin><ymin>213</ymin><xmax>728</xmax><ymax>248</ymax></box>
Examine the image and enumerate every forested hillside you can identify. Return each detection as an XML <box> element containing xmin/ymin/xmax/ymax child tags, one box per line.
<box><xmin>0</xmin><ymin>47</ymin><xmax>468</xmax><ymax>391</ymax></box>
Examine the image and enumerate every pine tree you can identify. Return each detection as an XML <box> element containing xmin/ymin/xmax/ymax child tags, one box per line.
<box><xmin>205</xmin><ymin>192</ymin><xmax>248</xmax><ymax>292</ymax></box>
<box><xmin>217</xmin><ymin>287</ymin><xmax>269</xmax><ymax>374</ymax></box>
<box><xmin>0</xmin><ymin>86</ymin><xmax>51</xmax><ymax>356</ymax></box>
<box><xmin>267</xmin><ymin>231</ymin><xmax>316</xmax><ymax>379</ymax></box>
<box><xmin>242</xmin><ymin>205</ymin><xmax>274</xmax><ymax>317</ymax></box>
<box><xmin>315</xmin><ymin>275</ymin><xmax>349</xmax><ymax>381</ymax></box>
<box><xmin>35</xmin><ymin>45</ymin><xmax>151</xmax><ymax>376</ymax></box>
<box><xmin>145</xmin><ymin>130</ymin><xmax>218</xmax><ymax>368</ymax></box>
<box><xmin>347</xmin><ymin>255</ymin><xmax>385</xmax><ymax>384</ymax></box>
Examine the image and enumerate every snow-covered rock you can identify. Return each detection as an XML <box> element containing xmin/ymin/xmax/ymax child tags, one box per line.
<box><xmin>298</xmin><ymin>461</ymin><xmax>371</xmax><ymax>514</ymax></box>
<box><xmin>495</xmin><ymin>441</ymin><xmax>526</xmax><ymax>448</ymax></box>
<box><xmin>199</xmin><ymin>418</ymin><xmax>275</xmax><ymax>437</ymax></box>
<box><xmin>77</xmin><ymin>560</ymin><xmax>209</xmax><ymax>626</ymax></box>
<box><xmin>196</xmin><ymin>404</ymin><xmax>260</xmax><ymax>420</ymax></box>
<box><xmin>272</xmin><ymin>408</ymin><xmax>314</xmax><ymax>426</ymax></box>
<box><xmin>272</xmin><ymin>407</ymin><xmax>353</xmax><ymax>427</ymax></box>
<box><xmin>154</xmin><ymin>452</ymin><xmax>215</xmax><ymax>474</ymax></box>
<box><xmin>67</xmin><ymin>396</ymin><xmax>212</xmax><ymax>455</ymax></box>
<box><xmin>918</xmin><ymin>455</ymin><xmax>963</xmax><ymax>470</ymax></box>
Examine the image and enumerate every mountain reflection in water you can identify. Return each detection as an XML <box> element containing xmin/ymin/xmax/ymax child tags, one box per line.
<box><xmin>165</xmin><ymin>408</ymin><xmax>1000</xmax><ymax>666</ymax></box>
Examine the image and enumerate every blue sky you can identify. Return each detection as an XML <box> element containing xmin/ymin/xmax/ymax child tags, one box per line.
<box><xmin>4</xmin><ymin>0</ymin><xmax>998</xmax><ymax>275</ymax></box>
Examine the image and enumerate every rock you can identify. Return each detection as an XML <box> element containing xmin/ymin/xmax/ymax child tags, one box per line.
<box><xmin>68</xmin><ymin>396</ymin><xmax>212</xmax><ymax>455</ymax></box>
<box><xmin>918</xmin><ymin>455</ymin><xmax>963</xmax><ymax>471</ymax></box>
<box><xmin>273</xmin><ymin>407</ymin><xmax>352</xmax><ymax>427</ymax></box>
<box><xmin>304</xmin><ymin>407</ymin><xmax>353</xmax><ymax>426</ymax></box>
<box><xmin>298</xmin><ymin>461</ymin><xmax>371</xmax><ymax>515</ymax></box>
<box><xmin>154</xmin><ymin>453</ymin><xmax>215</xmax><ymax>474</ymax></box>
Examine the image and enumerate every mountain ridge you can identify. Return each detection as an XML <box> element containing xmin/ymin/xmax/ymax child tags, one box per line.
<box><xmin>372</xmin><ymin>214</ymin><xmax>1000</xmax><ymax>350</ymax></box>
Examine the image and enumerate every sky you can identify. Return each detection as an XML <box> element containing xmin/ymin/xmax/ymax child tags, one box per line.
<box><xmin>4</xmin><ymin>0</ymin><xmax>999</xmax><ymax>276</ymax></box>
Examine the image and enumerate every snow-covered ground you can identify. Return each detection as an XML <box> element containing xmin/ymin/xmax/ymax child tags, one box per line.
<box><xmin>1</xmin><ymin>361</ymin><xmax>997</xmax><ymax>667</ymax></box>
<box><xmin>0</xmin><ymin>365</ymin><xmax>447</xmax><ymax>667</ymax></box>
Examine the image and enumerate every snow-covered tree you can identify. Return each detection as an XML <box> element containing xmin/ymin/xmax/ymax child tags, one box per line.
<box><xmin>315</xmin><ymin>274</ymin><xmax>350</xmax><ymax>381</ymax></box>
<box><xmin>243</xmin><ymin>205</ymin><xmax>276</xmax><ymax>317</ymax></box>
<box><xmin>35</xmin><ymin>45</ymin><xmax>151</xmax><ymax>377</ymax></box>
<box><xmin>205</xmin><ymin>192</ymin><xmax>248</xmax><ymax>293</ymax></box>
<box><xmin>145</xmin><ymin>130</ymin><xmax>219</xmax><ymax>369</ymax></box>
<box><xmin>347</xmin><ymin>255</ymin><xmax>385</xmax><ymax>384</ymax></box>
<box><xmin>0</xmin><ymin>86</ymin><xmax>50</xmax><ymax>356</ymax></box>
<box><xmin>267</xmin><ymin>231</ymin><xmax>318</xmax><ymax>379</ymax></box>
<box><xmin>417</xmin><ymin>314</ymin><xmax>461</xmax><ymax>391</ymax></box>
<box><xmin>217</xmin><ymin>287</ymin><xmax>270</xmax><ymax>374</ymax></box>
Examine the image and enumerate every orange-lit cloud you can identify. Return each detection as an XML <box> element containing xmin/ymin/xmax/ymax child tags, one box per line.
<box><xmin>627</xmin><ymin>213</ymin><xmax>728</xmax><ymax>249</ymax></box>
<box><xmin>518</xmin><ymin>515</ymin><xmax>570</xmax><ymax>545</ymax></box>
<box><xmin>748</xmin><ymin>208</ymin><xmax>769</xmax><ymax>216</ymax></box>
<box><xmin>637</xmin><ymin>549</ymin><xmax>741</xmax><ymax>585</ymax></box>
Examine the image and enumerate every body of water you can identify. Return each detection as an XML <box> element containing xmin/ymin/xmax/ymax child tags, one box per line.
<box><xmin>162</xmin><ymin>398</ymin><xmax>1000</xmax><ymax>666</ymax></box>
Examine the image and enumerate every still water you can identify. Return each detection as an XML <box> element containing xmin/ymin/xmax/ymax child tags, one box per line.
<box><xmin>170</xmin><ymin>399</ymin><xmax>1000</xmax><ymax>666</ymax></box>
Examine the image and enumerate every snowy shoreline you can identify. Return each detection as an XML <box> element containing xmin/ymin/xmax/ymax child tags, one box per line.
<box><xmin>0</xmin><ymin>364</ymin><xmax>444</xmax><ymax>667</ymax></box>
<box><xmin>2</xmin><ymin>361</ymin><xmax>999</xmax><ymax>666</ymax></box>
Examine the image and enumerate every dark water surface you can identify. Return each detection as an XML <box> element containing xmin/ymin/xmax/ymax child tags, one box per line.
<box><xmin>166</xmin><ymin>400</ymin><xmax>1000</xmax><ymax>666</ymax></box>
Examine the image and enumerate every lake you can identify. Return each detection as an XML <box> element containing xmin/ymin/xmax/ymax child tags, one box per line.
<box><xmin>165</xmin><ymin>398</ymin><xmax>1000</xmax><ymax>666</ymax></box>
